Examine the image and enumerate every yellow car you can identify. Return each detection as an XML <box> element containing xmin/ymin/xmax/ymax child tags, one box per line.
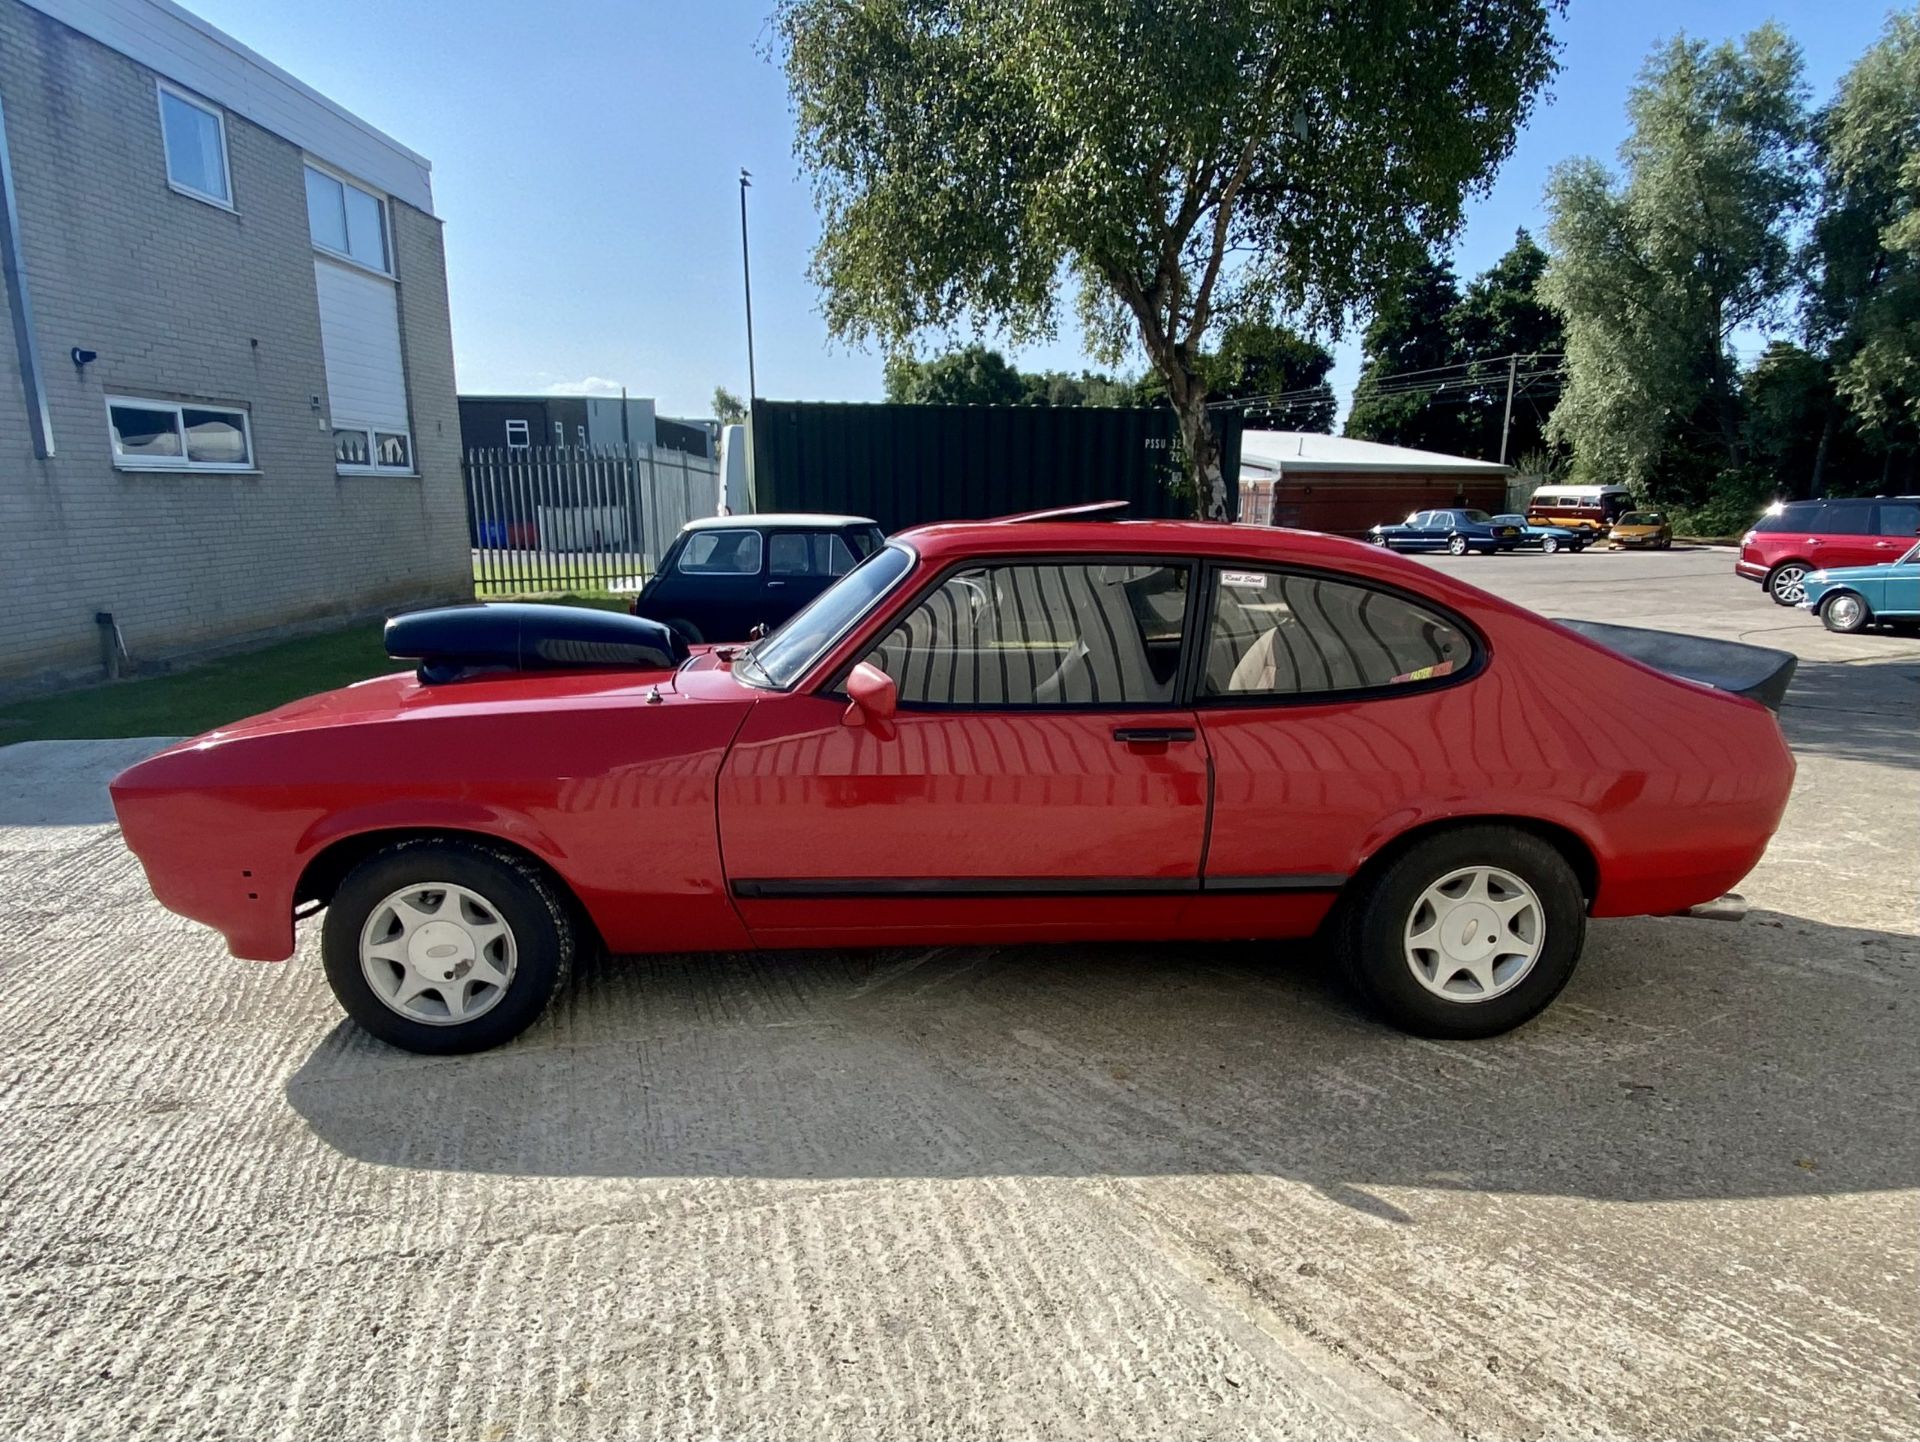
<box><xmin>1609</xmin><ymin>511</ymin><xmax>1673</xmax><ymax>549</ymax></box>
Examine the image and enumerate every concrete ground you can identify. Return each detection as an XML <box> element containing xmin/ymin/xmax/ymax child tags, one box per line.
<box><xmin>0</xmin><ymin>548</ymin><xmax>1914</xmax><ymax>1441</ymax></box>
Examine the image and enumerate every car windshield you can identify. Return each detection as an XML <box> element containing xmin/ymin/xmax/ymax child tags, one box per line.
<box><xmin>1620</xmin><ymin>512</ymin><xmax>1663</xmax><ymax>525</ymax></box>
<box><xmin>1902</xmin><ymin>540</ymin><xmax>1920</xmax><ymax>566</ymax></box>
<box><xmin>737</xmin><ymin>543</ymin><xmax>915</xmax><ymax>689</ymax></box>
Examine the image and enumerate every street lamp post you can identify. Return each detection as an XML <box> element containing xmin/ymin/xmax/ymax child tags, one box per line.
<box><xmin>738</xmin><ymin>168</ymin><xmax>757</xmax><ymax>496</ymax></box>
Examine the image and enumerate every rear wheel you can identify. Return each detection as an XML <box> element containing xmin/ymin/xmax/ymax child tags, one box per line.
<box><xmin>322</xmin><ymin>838</ymin><xmax>575</xmax><ymax>1054</ymax></box>
<box><xmin>1820</xmin><ymin>591</ymin><xmax>1871</xmax><ymax>634</ymax></box>
<box><xmin>666</xmin><ymin>617</ymin><xmax>705</xmax><ymax>644</ymax></box>
<box><xmin>1766</xmin><ymin>563</ymin><xmax>1810</xmax><ymax>607</ymax></box>
<box><xmin>1336</xmin><ymin>826</ymin><xmax>1586</xmax><ymax>1039</ymax></box>
<box><xmin>1446</xmin><ymin>535</ymin><xmax>1469</xmax><ymax>556</ymax></box>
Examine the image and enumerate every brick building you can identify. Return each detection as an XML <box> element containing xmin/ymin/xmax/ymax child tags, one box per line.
<box><xmin>0</xmin><ymin>0</ymin><xmax>470</xmax><ymax>687</ymax></box>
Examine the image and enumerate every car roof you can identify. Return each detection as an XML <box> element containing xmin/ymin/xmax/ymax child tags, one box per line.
<box><xmin>683</xmin><ymin>512</ymin><xmax>879</xmax><ymax>531</ymax></box>
<box><xmin>894</xmin><ymin>517</ymin><xmax>1405</xmax><ymax>567</ymax></box>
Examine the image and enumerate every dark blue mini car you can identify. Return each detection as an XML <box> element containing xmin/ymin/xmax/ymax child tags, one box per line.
<box><xmin>1367</xmin><ymin>508</ymin><xmax>1523</xmax><ymax>555</ymax></box>
<box><xmin>631</xmin><ymin>514</ymin><xmax>886</xmax><ymax>642</ymax></box>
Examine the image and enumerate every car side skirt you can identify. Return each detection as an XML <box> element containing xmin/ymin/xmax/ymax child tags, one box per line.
<box><xmin>731</xmin><ymin>874</ymin><xmax>1346</xmax><ymax>899</ymax></box>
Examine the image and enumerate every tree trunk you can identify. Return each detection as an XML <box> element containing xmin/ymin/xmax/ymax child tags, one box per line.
<box><xmin>1172</xmin><ymin>391</ymin><xmax>1229</xmax><ymax>521</ymax></box>
<box><xmin>1808</xmin><ymin>404</ymin><xmax>1837</xmax><ymax>499</ymax></box>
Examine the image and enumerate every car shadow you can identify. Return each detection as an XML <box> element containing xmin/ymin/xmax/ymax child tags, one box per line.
<box><xmin>1778</xmin><ymin>657</ymin><xmax>1920</xmax><ymax>771</ymax></box>
<box><xmin>286</xmin><ymin>907</ymin><xmax>1917</xmax><ymax>1208</ymax></box>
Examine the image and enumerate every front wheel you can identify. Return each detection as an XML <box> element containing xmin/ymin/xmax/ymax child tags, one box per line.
<box><xmin>1446</xmin><ymin>535</ymin><xmax>1469</xmax><ymax>556</ymax></box>
<box><xmin>1335</xmin><ymin>826</ymin><xmax>1587</xmax><ymax>1039</ymax></box>
<box><xmin>1820</xmin><ymin>591</ymin><xmax>1871</xmax><ymax>634</ymax></box>
<box><xmin>322</xmin><ymin>838</ymin><xmax>576</xmax><ymax>1054</ymax></box>
<box><xmin>1766</xmin><ymin>563</ymin><xmax>1809</xmax><ymax>607</ymax></box>
<box><xmin>1541</xmin><ymin>536</ymin><xmax>1560</xmax><ymax>555</ymax></box>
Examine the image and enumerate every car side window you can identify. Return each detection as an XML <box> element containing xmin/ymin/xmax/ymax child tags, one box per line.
<box><xmin>1203</xmin><ymin>569</ymin><xmax>1472</xmax><ymax>699</ymax></box>
<box><xmin>770</xmin><ymin>531</ymin><xmax>862</xmax><ymax>577</ymax></box>
<box><xmin>1819</xmin><ymin>504</ymin><xmax>1874</xmax><ymax>536</ymax></box>
<box><xmin>1874</xmin><ymin>501</ymin><xmax>1920</xmax><ymax>538</ymax></box>
<box><xmin>677</xmin><ymin>529</ymin><xmax>763</xmax><ymax>575</ymax></box>
<box><xmin>864</xmin><ymin>561</ymin><xmax>1190</xmax><ymax>707</ymax></box>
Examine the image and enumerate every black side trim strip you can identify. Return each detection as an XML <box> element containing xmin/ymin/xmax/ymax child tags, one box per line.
<box><xmin>1201</xmin><ymin>873</ymin><xmax>1348</xmax><ymax>893</ymax></box>
<box><xmin>732</xmin><ymin>873</ymin><xmax>1347</xmax><ymax>900</ymax></box>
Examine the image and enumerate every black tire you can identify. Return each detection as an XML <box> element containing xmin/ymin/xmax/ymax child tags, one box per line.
<box><xmin>1765</xmin><ymin>563</ymin><xmax>1810</xmax><ymax>607</ymax></box>
<box><xmin>666</xmin><ymin>617</ymin><xmax>705</xmax><ymax>644</ymax></box>
<box><xmin>1335</xmin><ymin>825</ymin><xmax>1587</xmax><ymax>1039</ymax></box>
<box><xmin>1446</xmin><ymin>535</ymin><xmax>1469</xmax><ymax>556</ymax></box>
<box><xmin>1541</xmin><ymin>536</ymin><xmax>1560</xmax><ymax>555</ymax></box>
<box><xmin>1819</xmin><ymin>590</ymin><xmax>1872</xmax><ymax>634</ymax></box>
<box><xmin>321</xmin><ymin>838</ymin><xmax>575</xmax><ymax>1054</ymax></box>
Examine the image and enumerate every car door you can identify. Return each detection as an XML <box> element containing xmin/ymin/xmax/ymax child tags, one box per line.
<box><xmin>1870</xmin><ymin>500</ymin><xmax>1920</xmax><ymax>566</ymax></box>
<box><xmin>717</xmin><ymin>556</ymin><xmax>1211</xmax><ymax>946</ymax></box>
<box><xmin>1395</xmin><ymin>512</ymin><xmax>1434</xmax><ymax>551</ymax></box>
<box><xmin>762</xmin><ymin>530</ymin><xmax>861</xmax><ymax>630</ymax></box>
<box><xmin>641</xmin><ymin>526</ymin><xmax>765</xmax><ymax>641</ymax></box>
<box><xmin>1190</xmin><ymin>563</ymin><xmax>1483</xmax><ymax>931</ymax></box>
<box><xmin>1813</xmin><ymin>502</ymin><xmax>1882</xmax><ymax>569</ymax></box>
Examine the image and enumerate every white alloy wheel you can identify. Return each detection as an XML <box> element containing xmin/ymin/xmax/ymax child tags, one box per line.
<box><xmin>1824</xmin><ymin>592</ymin><xmax>1867</xmax><ymax>632</ymax></box>
<box><xmin>1447</xmin><ymin>535</ymin><xmax>1469</xmax><ymax>556</ymax></box>
<box><xmin>1402</xmin><ymin>865</ymin><xmax>1545</xmax><ymax>1003</ymax></box>
<box><xmin>359</xmin><ymin>882</ymin><xmax>518</xmax><ymax>1025</ymax></box>
<box><xmin>1769</xmin><ymin>564</ymin><xmax>1808</xmax><ymax>606</ymax></box>
<box><xmin>1541</xmin><ymin>535</ymin><xmax>1559</xmax><ymax>554</ymax></box>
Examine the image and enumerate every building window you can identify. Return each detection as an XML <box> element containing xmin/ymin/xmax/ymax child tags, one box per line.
<box><xmin>505</xmin><ymin>419</ymin><xmax>530</xmax><ymax>449</ymax></box>
<box><xmin>304</xmin><ymin>163</ymin><xmax>389</xmax><ymax>273</ymax></box>
<box><xmin>157</xmin><ymin>84</ymin><xmax>231</xmax><ymax>207</ymax></box>
<box><xmin>334</xmin><ymin>424</ymin><xmax>413</xmax><ymax>474</ymax></box>
<box><xmin>109</xmin><ymin>397</ymin><xmax>252</xmax><ymax>471</ymax></box>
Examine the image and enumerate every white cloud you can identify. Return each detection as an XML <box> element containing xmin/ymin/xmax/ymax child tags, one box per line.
<box><xmin>539</xmin><ymin>376</ymin><xmax>627</xmax><ymax>397</ymax></box>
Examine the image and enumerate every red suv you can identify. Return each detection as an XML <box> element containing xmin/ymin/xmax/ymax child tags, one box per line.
<box><xmin>1738</xmin><ymin>496</ymin><xmax>1920</xmax><ymax>605</ymax></box>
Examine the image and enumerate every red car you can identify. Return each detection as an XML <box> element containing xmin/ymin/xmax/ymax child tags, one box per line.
<box><xmin>1736</xmin><ymin>495</ymin><xmax>1920</xmax><ymax>605</ymax></box>
<box><xmin>112</xmin><ymin>513</ymin><xmax>1797</xmax><ymax>1054</ymax></box>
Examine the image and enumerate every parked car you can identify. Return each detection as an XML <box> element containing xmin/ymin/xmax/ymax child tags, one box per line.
<box><xmin>1799</xmin><ymin>539</ymin><xmax>1920</xmax><ymax>633</ymax></box>
<box><xmin>632</xmin><ymin>513</ymin><xmax>886</xmax><ymax>641</ymax></box>
<box><xmin>1492</xmin><ymin>514</ymin><xmax>1586</xmax><ymax>554</ymax></box>
<box><xmin>1367</xmin><ymin>508</ymin><xmax>1523</xmax><ymax>554</ymax></box>
<box><xmin>1737</xmin><ymin>495</ymin><xmax>1920</xmax><ymax>606</ymax></box>
<box><xmin>1608</xmin><ymin>511</ymin><xmax>1673</xmax><ymax>549</ymax></box>
<box><xmin>112</xmin><ymin>510</ymin><xmax>1796</xmax><ymax>1055</ymax></box>
<box><xmin>1525</xmin><ymin>485</ymin><xmax>1635</xmax><ymax>537</ymax></box>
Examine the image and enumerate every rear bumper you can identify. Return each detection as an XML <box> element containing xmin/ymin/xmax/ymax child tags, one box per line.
<box><xmin>1734</xmin><ymin>558</ymin><xmax>1768</xmax><ymax>582</ymax></box>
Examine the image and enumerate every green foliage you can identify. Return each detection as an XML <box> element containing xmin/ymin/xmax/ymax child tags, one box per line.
<box><xmin>1542</xmin><ymin>26</ymin><xmax>1812</xmax><ymax>494</ymax></box>
<box><xmin>712</xmin><ymin>386</ymin><xmax>748</xmax><ymax>426</ymax></box>
<box><xmin>1810</xmin><ymin>8</ymin><xmax>1920</xmax><ymax>438</ymax></box>
<box><xmin>779</xmin><ymin>0</ymin><xmax>1564</xmax><ymax>515</ymax></box>
<box><xmin>1344</xmin><ymin>257</ymin><xmax>1467</xmax><ymax>453</ymax></box>
<box><xmin>882</xmin><ymin>345</ymin><xmax>1133</xmax><ymax>406</ymax></box>
<box><xmin>1135</xmin><ymin>320</ymin><xmax>1336</xmax><ymax>432</ymax></box>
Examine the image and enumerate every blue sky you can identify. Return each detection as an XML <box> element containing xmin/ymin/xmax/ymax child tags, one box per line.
<box><xmin>191</xmin><ymin>0</ymin><xmax>1898</xmax><ymax>421</ymax></box>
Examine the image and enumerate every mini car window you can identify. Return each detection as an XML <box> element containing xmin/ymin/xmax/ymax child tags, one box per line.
<box><xmin>1874</xmin><ymin>501</ymin><xmax>1920</xmax><ymax>538</ymax></box>
<box><xmin>1203</xmin><ymin>570</ymin><xmax>1471</xmax><ymax>699</ymax></box>
<box><xmin>677</xmin><ymin>529</ymin><xmax>763</xmax><ymax>575</ymax></box>
<box><xmin>848</xmin><ymin>527</ymin><xmax>884</xmax><ymax>559</ymax></box>
<box><xmin>769</xmin><ymin>531</ymin><xmax>861</xmax><ymax>577</ymax></box>
<box><xmin>865</xmin><ymin>561</ymin><xmax>1190</xmax><ymax>707</ymax></box>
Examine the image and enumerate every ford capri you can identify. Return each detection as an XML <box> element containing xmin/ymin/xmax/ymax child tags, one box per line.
<box><xmin>111</xmin><ymin>513</ymin><xmax>1798</xmax><ymax>1055</ymax></box>
<box><xmin>1800</xmin><ymin>539</ymin><xmax>1920</xmax><ymax>633</ymax></box>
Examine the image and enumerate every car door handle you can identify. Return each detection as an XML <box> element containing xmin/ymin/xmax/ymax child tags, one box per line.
<box><xmin>1112</xmin><ymin>726</ymin><xmax>1196</xmax><ymax>744</ymax></box>
<box><xmin>766</xmin><ymin>580</ymin><xmax>787</xmax><ymax>588</ymax></box>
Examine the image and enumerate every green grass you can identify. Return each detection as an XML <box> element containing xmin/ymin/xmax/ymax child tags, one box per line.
<box><xmin>0</xmin><ymin>593</ymin><xmax>630</xmax><ymax>745</ymax></box>
<box><xmin>472</xmin><ymin>551</ymin><xmax>649</xmax><ymax>596</ymax></box>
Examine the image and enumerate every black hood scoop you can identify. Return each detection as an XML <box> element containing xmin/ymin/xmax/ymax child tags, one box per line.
<box><xmin>386</xmin><ymin>603</ymin><xmax>689</xmax><ymax>684</ymax></box>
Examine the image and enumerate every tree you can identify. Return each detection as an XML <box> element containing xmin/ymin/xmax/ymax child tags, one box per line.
<box><xmin>1541</xmin><ymin>26</ymin><xmax>1811</xmax><ymax>493</ymax></box>
<box><xmin>1137</xmin><ymin>320</ymin><xmax>1336</xmax><ymax>432</ymax></box>
<box><xmin>712</xmin><ymin>386</ymin><xmax>748</xmax><ymax>426</ymax></box>
<box><xmin>1343</xmin><ymin>257</ymin><xmax>1466</xmax><ymax>453</ymax></box>
<box><xmin>882</xmin><ymin>345</ymin><xmax>1027</xmax><ymax>405</ymax></box>
<box><xmin>779</xmin><ymin>0</ymin><xmax>1564</xmax><ymax>518</ymax></box>
<box><xmin>1807</xmin><ymin>9</ymin><xmax>1920</xmax><ymax>448</ymax></box>
<box><xmin>1449</xmin><ymin>230</ymin><xmax>1566</xmax><ymax>462</ymax></box>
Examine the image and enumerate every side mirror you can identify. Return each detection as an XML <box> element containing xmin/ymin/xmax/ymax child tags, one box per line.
<box><xmin>842</xmin><ymin>661</ymin><xmax>897</xmax><ymax>731</ymax></box>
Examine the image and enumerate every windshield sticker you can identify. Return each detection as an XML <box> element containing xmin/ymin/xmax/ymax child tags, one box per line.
<box><xmin>1221</xmin><ymin>571</ymin><xmax>1268</xmax><ymax>589</ymax></box>
<box><xmin>1390</xmin><ymin>659</ymin><xmax>1456</xmax><ymax>685</ymax></box>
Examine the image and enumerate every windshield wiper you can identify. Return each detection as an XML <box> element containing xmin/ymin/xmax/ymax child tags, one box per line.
<box><xmin>732</xmin><ymin>648</ymin><xmax>774</xmax><ymax>688</ymax></box>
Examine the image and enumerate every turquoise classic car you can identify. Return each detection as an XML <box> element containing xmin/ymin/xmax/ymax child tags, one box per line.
<box><xmin>1800</xmin><ymin>539</ymin><xmax>1920</xmax><ymax>633</ymax></box>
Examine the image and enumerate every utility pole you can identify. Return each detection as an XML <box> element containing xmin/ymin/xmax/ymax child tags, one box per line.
<box><xmin>1498</xmin><ymin>353</ymin><xmax>1518</xmax><ymax>467</ymax></box>
<box><xmin>738</xmin><ymin>168</ymin><xmax>757</xmax><ymax>499</ymax></box>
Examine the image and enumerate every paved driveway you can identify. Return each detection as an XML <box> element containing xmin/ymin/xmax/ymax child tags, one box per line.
<box><xmin>1</xmin><ymin>550</ymin><xmax>1914</xmax><ymax>1440</ymax></box>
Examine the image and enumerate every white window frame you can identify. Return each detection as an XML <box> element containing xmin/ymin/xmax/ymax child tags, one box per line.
<box><xmin>505</xmin><ymin>419</ymin><xmax>530</xmax><ymax>450</ymax></box>
<box><xmin>107</xmin><ymin>395</ymin><xmax>254</xmax><ymax>473</ymax></box>
<box><xmin>156</xmin><ymin>81</ymin><xmax>234</xmax><ymax>211</ymax></box>
<box><xmin>303</xmin><ymin>159</ymin><xmax>394</xmax><ymax>278</ymax></box>
<box><xmin>333</xmin><ymin>423</ymin><xmax>415</xmax><ymax>477</ymax></box>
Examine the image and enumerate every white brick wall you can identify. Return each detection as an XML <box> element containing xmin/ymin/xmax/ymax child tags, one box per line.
<box><xmin>0</xmin><ymin>0</ymin><xmax>471</xmax><ymax>684</ymax></box>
